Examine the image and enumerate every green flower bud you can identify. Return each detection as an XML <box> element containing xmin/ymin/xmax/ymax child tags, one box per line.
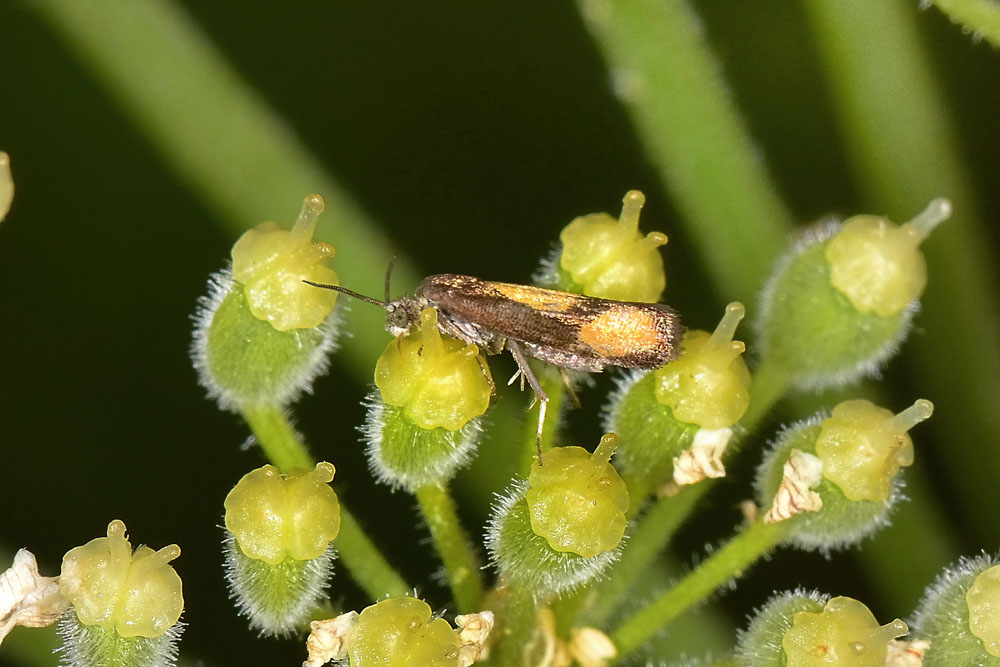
<box><xmin>364</xmin><ymin>308</ymin><xmax>490</xmax><ymax>491</ymax></box>
<box><xmin>191</xmin><ymin>196</ymin><xmax>342</xmax><ymax>411</ymax></box>
<box><xmin>526</xmin><ymin>434</ymin><xmax>629</xmax><ymax>558</ymax></box>
<box><xmin>57</xmin><ymin>520</ymin><xmax>184</xmax><ymax>667</ymax></box>
<box><xmin>968</xmin><ymin>565</ymin><xmax>1000</xmax><ymax>658</ymax></box>
<box><xmin>222</xmin><ymin>463</ymin><xmax>340</xmax><ymax>636</ymax></box>
<box><xmin>815</xmin><ymin>399</ymin><xmax>931</xmax><ymax>502</ymax></box>
<box><xmin>553</xmin><ymin>189</ymin><xmax>668</xmax><ymax>302</ymax></box>
<box><xmin>0</xmin><ymin>151</ymin><xmax>12</xmax><ymax>221</ymax></box>
<box><xmin>607</xmin><ymin>304</ymin><xmax>748</xmax><ymax>488</ymax></box>
<box><xmin>782</xmin><ymin>596</ymin><xmax>908</xmax><ymax>666</ymax></box>
<box><xmin>60</xmin><ymin>520</ymin><xmax>182</xmax><ymax>639</ymax></box>
<box><xmin>375</xmin><ymin>308</ymin><xmax>492</xmax><ymax>431</ymax></box>
<box><xmin>754</xmin><ymin>399</ymin><xmax>932</xmax><ymax>552</ymax></box>
<box><xmin>230</xmin><ymin>194</ymin><xmax>338</xmax><ymax>331</ymax></box>
<box><xmin>346</xmin><ymin>597</ymin><xmax>462</xmax><ymax>667</ymax></box>
<box><xmin>654</xmin><ymin>302</ymin><xmax>750</xmax><ymax>430</ymax></box>
<box><xmin>486</xmin><ymin>437</ymin><xmax>627</xmax><ymax>599</ymax></box>
<box><xmin>913</xmin><ymin>554</ymin><xmax>1000</xmax><ymax>666</ymax></box>
<box><xmin>224</xmin><ymin>463</ymin><xmax>341</xmax><ymax>564</ymax></box>
<box><xmin>736</xmin><ymin>590</ymin><xmax>829</xmax><ymax>666</ymax></box>
<box><xmin>756</xmin><ymin>199</ymin><xmax>950</xmax><ymax>388</ymax></box>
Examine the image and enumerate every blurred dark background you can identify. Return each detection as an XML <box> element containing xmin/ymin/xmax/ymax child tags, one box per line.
<box><xmin>0</xmin><ymin>1</ymin><xmax>997</xmax><ymax>665</ymax></box>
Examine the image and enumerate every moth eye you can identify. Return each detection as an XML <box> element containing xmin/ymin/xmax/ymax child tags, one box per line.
<box><xmin>389</xmin><ymin>308</ymin><xmax>409</xmax><ymax>330</ymax></box>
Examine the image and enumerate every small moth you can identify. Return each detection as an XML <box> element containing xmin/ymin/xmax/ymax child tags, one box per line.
<box><xmin>305</xmin><ymin>273</ymin><xmax>683</xmax><ymax>462</ymax></box>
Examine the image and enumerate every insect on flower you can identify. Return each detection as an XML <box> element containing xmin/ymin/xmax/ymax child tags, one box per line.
<box><xmin>304</xmin><ymin>270</ymin><xmax>683</xmax><ymax>463</ymax></box>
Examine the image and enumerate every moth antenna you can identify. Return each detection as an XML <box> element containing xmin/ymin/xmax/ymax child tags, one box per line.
<box><xmin>384</xmin><ymin>254</ymin><xmax>399</xmax><ymax>302</ymax></box>
<box><xmin>301</xmin><ymin>280</ymin><xmax>388</xmax><ymax>308</ymax></box>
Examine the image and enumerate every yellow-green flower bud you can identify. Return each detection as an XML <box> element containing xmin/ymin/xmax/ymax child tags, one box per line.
<box><xmin>191</xmin><ymin>196</ymin><xmax>343</xmax><ymax>411</ymax></box>
<box><xmin>782</xmin><ymin>596</ymin><xmax>908</xmax><ymax>666</ymax></box>
<box><xmin>222</xmin><ymin>463</ymin><xmax>340</xmax><ymax>636</ymax></box>
<box><xmin>486</xmin><ymin>442</ymin><xmax>626</xmax><ymax>598</ymax></box>
<box><xmin>526</xmin><ymin>434</ymin><xmax>629</xmax><ymax>558</ymax></box>
<box><xmin>913</xmin><ymin>554</ymin><xmax>1000</xmax><ymax>666</ymax></box>
<box><xmin>346</xmin><ymin>597</ymin><xmax>461</xmax><ymax>667</ymax></box>
<box><xmin>364</xmin><ymin>308</ymin><xmax>491</xmax><ymax>491</ymax></box>
<box><xmin>231</xmin><ymin>194</ymin><xmax>338</xmax><ymax>331</ymax></box>
<box><xmin>224</xmin><ymin>462</ymin><xmax>341</xmax><ymax>565</ymax></box>
<box><xmin>755</xmin><ymin>400</ymin><xmax>930</xmax><ymax>552</ymax></box>
<box><xmin>826</xmin><ymin>199</ymin><xmax>948</xmax><ymax>317</ymax></box>
<box><xmin>557</xmin><ymin>190</ymin><xmax>668</xmax><ymax>302</ymax></box>
<box><xmin>736</xmin><ymin>590</ymin><xmax>829</xmax><ymax>666</ymax></box>
<box><xmin>968</xmin><ymin>565</ymin><xmax>1000</xmax><ymax>658</ymax></box>
<box><xmin>608</xmin><ymin>304</ymin><xmax>747</xmax><ymax>491</ymax></box>
<box><xmin>375</xmin><ymin>308</ymin><xmax>491</xmax><ymax>431</ymax></box>
<box><xmin>59</xmin><ymin>520</ymin><xmax>183</xmax><ymax>638</ymax></box>
<box><xmin>815</xmin><ymin>399</ymin><xmax>932</xmax><ymax>502</ymax></box>
<box><xmin>756</xmin><ymin>199</ymin><xmax>950</xmax><ymax>388</ymax></box>
<box><xmin>654</xmin><ymin>302</ymin><xmax>750</xmax><ymax>430</ymax></box>
<box><xmin>0</xmin><ymin>151</ymin><xmax>12</xmax><ymax>221</ymax></box>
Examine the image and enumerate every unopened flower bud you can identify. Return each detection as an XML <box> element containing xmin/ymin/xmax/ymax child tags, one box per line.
<box><xmin>555</xmin><ymin>190</ymin><xmax>667</xmax><ymax>302</ymax></box>
<box><xmin>223</xmin><ymin>463</ymin><xmax>340</xmax><ymax>636</ymax></box>
<box><xmin>913</xmin><ymin>554</ymin><xmax>1000</xmax><ymax>665</ymax></box>
<box><xmin>365</xmin><ymin>308</ymin><xmax>490</xmax><ymax>491</ymax></box>
<box><xmin>757</xmin><ymin>199</ymin><xmax>950</xmax><ymax>388</ymax></box>
<box><xmin>191</xmin><ymin>196</ymin><xmax>342</xmax><ymax>410</ymax></box>
<box><xmin>58</xmin><ymin>520</ymin><xmax>184</xmax><ymax>667</ymax></box>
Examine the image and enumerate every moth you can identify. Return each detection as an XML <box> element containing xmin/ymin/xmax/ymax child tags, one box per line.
<box><xmin>305</xmin><ymin>273</ymin><xmax>683</xmax><ymax>462</ymax></box>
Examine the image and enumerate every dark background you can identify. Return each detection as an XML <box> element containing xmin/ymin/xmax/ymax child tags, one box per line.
<box><xmin>1</xmin><ymin>2</ymin><xmax>998</xmax><ymax>665</ymax></box>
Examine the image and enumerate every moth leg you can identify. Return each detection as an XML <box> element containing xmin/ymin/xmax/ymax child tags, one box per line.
<box><xmin>560</xmin><ymin>368</ymin><xmax>582</xmax><ymax>409</ymax></box>
<box><xmin>507</xmin><ymin>340</ymin><xmax>548</xmax><ymax>466</ymax></box>
<box><xmin>476</xmin><ymin>352</ymin><xmax>497</xmax><ymax>403</ymax></box>
<box><xmin>506</xmin><ymin>367</ymin><xmax>526</xmax><ymax>391</ymax></box>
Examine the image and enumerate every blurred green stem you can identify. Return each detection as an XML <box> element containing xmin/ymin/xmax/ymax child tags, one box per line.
<box><xmin>576</xmin><ymin>0</ymin><xmax>793</xmax><ymax>304</ymax></box>
<box><xmin>803</xmin><ymin>0</ymin><xmax>1000</xmax><ymax>545</ymax></box>
<box><xmin>414</xmin><ymin>484</ymin><xmax>485</xmax><ymax>613</ymax></box>
<box><xmin>32</xmin><ymin>0</ymin><xmax>413</xmax><ymax>377</ymax></box>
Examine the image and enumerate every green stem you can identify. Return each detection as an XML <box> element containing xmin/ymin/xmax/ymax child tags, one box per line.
<box><xmin>581</xmin><ymin>483</ymin><xmax>705</xmax><ymax>630</ymax></box>
<box><xmin>803</xmin><ymin>0</ymin><xmax>1000</xmax><ymax>544</ymax></box>
<box><xmin>576</xmin><ymin>0</ymin><xmax>792</xmax><ymax>304</ymax></box>
<box><xmin>240</xmin><ymin>403</ymin><xmax>409</xmax><ymax>599</ymax></box>
<box><xmin>493</xmin><ymin>584</ymin><xmax>541</xmax><ymax>667</ymax></box>
<box><xmin>414</xmin><ymin>484</ymin><xmax>485</xmax><ymax>613</ymax></box>
<box><xmin>611</xmin><ymin>520</ymin><xmax>788</xmax><ymax>660</ymax></box>
<box><xmin>336</xmin><ymin>510</ymin><xmax>411</xmax><ymax>600</ymax></box>
<box><xmin>32</xmin><ymin>0</ymin><xmax>414</xmax><ymax>378</ymax></box>
<box><xmin>928</xmin><ymin>0</ymin><xmax>1000</xmax><ymax>48</ymax></box>
<box><xmin>240</xmin><ymin>404</ymin><xmax>313</xmax><ymax>473</ymax></box>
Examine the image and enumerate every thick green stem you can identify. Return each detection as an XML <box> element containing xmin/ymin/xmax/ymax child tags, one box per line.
<box><xmin>576</xmin><ymin>0</ymin><xmax>792</xmax><ymax>304</ymax></box>
<box><xmin>414</xmin><ymin>484</ymin><xmax>485</xmax><ymax>613</ymax></box>
<box><xmin>611</xmin><ymin>520</ymin><xmax>787</xmax><ymax>660</ymax></box>
<box><xmin>493</xmin><ymin>584</ymin><xmax>541</xmax><ymax>667</ymax></box>
<box><xmin>336</xmin><ymin>510</ymin><xmax>411</xmax><ymax>600</ymax></box>
<box><xmin>239</xmin><ymin>403</ymin><xmax>409</xmax><ymax>599</ymax></box>
<box><xmin>240</xmin><ymin>404</ymin><xmax>313</xmax><ymax>473</ymax></box>
<box><xmin>32</xmin><ymin>0</ymin><xmax>413</xmax><ymax>378</ymax></box>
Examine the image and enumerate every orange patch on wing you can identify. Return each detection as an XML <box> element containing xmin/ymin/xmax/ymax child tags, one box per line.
<box><xmin>489</xmin><ymin>282</ymin><xmax>580</xmax><ymax>312</ymax></box>
<box><xmin>579</xmin><ymin>307</ymin><xmax>662</xmax><ymax>357</ymax></box>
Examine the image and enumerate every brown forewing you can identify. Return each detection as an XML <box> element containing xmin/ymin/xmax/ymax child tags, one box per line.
<box><xmin>417</xmin><ymin>274</ymin><xmax>681</xmax><ymax>370</ymax></box>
